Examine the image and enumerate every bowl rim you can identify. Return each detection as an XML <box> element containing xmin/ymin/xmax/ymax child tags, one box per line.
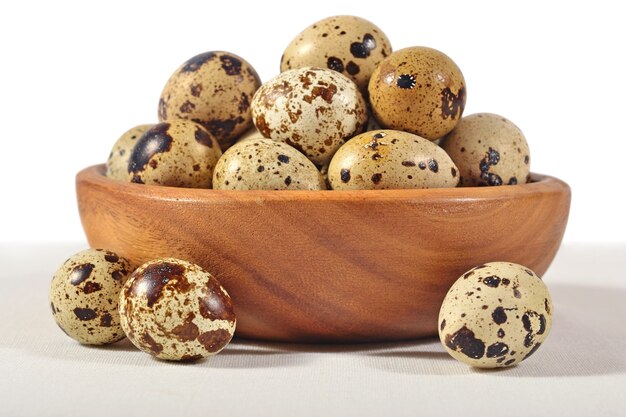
<box><xmin>78</xmin><ymin>164</ymin><xmax>570</xmax><ymax>203</ymax></box>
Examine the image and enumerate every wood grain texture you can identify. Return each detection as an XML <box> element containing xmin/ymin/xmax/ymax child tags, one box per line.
<box><xmin>76</xmin><ymin>165</ymin><xmax>571</xmax><ymax>343</ymax></box>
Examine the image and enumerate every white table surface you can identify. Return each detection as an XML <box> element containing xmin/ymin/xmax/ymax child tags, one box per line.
<box><xmin>1</xmin><ymin>243</ymin><xmax>625</xmax><ymax>417</ymax></box>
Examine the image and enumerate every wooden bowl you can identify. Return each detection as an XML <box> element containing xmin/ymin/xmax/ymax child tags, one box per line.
<box><xmin>76</xmin><ymin>165</ymin><xmax>571</xmax><ymax>343</ymax></box>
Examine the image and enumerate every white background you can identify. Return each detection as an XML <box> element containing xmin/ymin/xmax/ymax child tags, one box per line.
<box><xmin>0</xmin><ymin>0</ymin><xmax>624</xmax><ymax>243</ymax></box>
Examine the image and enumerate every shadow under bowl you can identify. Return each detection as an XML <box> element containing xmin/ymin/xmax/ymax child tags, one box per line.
<box><xmin>76</xmin><ymin>165</ymin><xmax>570</xmax><ymax>343</ymax></box>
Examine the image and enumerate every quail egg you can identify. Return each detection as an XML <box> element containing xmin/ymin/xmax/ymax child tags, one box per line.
<box><xmin>369</xmin><ymin>46</ymin><xmax>466</xmax><ymax>140</ymax></box>
<box><xmin>440</xmin><ymin>113</ymin><xmax>531</xmax><ymax>186</ymax></box>
<box><xmin>119</xmin><ymin>258</ymin><xmax>236</xmax><ymax>361</ymax></box>
<box><xmin>49</xmin><ymin>249</ymin><xmax>132</xmax><ymax>345</ymax></box>
<box><xmin>251</xmin><ymin>67</ymin><xmax>368</xmax><ymax>166</ymax></box>
<box><xmin>213</xmin><ymin>138</ymin><xmax>326</xmax><ymax>190</ymax></box>
<box><xmin>328</xmin><ymin>129</ymin><xmax>459</xmax><ymax>190</ymax></box>
<box><xmin>438</xmin><ymin>262</ymin><xmax>552</xmax><ymax>368</ymax></box>
<box><xmin>106</xmin><ymin>124</ymin><xmax>154</xmax><ymax>181</ymax></box>
<box><xmin>159</xmin><ymin>51</ymin><xmax>261</xmax><ymax>150</ymax></box>
<box><xmin>128</xmin><ymin>120</ymin><xmax>222</xmax><ymax>188</ymax></box>
<box><xmin>281</xmin><ymin>15</ymin><xmax>392</xmax><ymax>94</ymax></box>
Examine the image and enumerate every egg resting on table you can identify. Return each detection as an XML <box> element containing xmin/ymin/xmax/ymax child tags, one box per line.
<box><xmin>369</xmin><ymin>46</ymin><xmax>466</xmax><ymax>140</ymax></box>
<box><xmin>213</xmin><ymin>138</ymin><xmax>326</xmax><ymax>190</ymax></box>
<box><xmin>438</xmin><ymin>262</ymin><xmax>552</xmax><ymax>368</ymax></box>
<box><xmin>440</xmin><ymin>113</ymin><xmax>531</xmax><ymax>186</ymax></box>
<box><xmin>127</xmin><ymin>120</ymin><xmax>222</xmax><ymax>188</ymax></box>
<box><xmin>328</xmin><ymin>129</ymin><xmax>459</xmax><ymax>190</ymax></box>
<box><xmin>281</xmin><ymin>15</ymin><xmax>392</xmax><ymax>95</ymax></box>
<box><xmin>119</xmin><ymin>258</ymin><xmax>236</xmax><ymax>361</ymax></box>
<box><xmin>251</xmin><ymin>66</ymin><xmax>368</xmax><ymax>166</ymax></box>
<box><xmin>49</xmin><ymin>249</ymin><xmax>132</xmax><ymax>345</ymax></box>
<box><xmin>159</xmin><ymin>51</ymin><xmax>261</xmax><ymax>150</ymax></box>
<box><xmin>106</xmin><ymin>124</ymin><xmax>154</xmax><ymax>181</ymax></box>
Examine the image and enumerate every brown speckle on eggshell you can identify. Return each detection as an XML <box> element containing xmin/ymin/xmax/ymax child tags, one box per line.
<box><xmin>438</xmin><ymin>262</ymin><xmax>552</xmax><ymax>368</ymax></box>
<box><xmin>159</xmin><ymin>51</ymin><xmax>261</xmax><ymax>150</ymax></box>
<box><xmin>49</xmin><ymin>249</ymin><xmax>132</xmax><ymax>345</ymax></box>
<box><xmin>440</xmin><ymin>113</ymin><xmax>530</xmax><ymax>186</ymax></box>
<box><xmin>119</xmin><ymin>258</ymin><xmax>236</xmax><ymax>361</ymax></box>
<box><xmin>251</xmin><ymin>66</ymin><xmax>368</xmax><ymax>166</ymax></box>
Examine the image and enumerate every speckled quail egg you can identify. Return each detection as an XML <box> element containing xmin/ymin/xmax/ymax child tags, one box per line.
<box><xmin>128</xmin><ymin>120</ymin><xmax>222</xmax><ymax>188</ymax></box>
<box><xmin>49</xmin><ymin>249</ymin><xmax>132</xmax><ymax>345</ymax></box>
<box><xmin>106</xmin><ymin>124</ymin><xmax>154</xmax><ymax>180</ymax></box>
<box><xmin>438</xmin><ymin>262</ymin><xmax>552</xmax><ymax>368</ymax></box>
<box><xmin>328</xmin><ymin>129</ymin><xmax>459</xmax><ymax>190</ymax></box>
<box><xmin>281</xmin><ymin>15</ymin><xmax>392</xmax><ymax>94</ymax></box>
<box><xmin>369</xmin><ymin>46</ymin><xmax>466</xmax><ymax>140</ymax></box>
<box><xmin>440</xmin><ymin>113</ymin><xmax>531</xmax><ymax>186</ymax></box>
<box><xmin>251</xmin><ymin>66</ymin><xmax>368</xmax><ymax>166</ymax></box>
<box><xmin>119</xmin><ymin>258</ymin><xmax>236</xmax><ymax>361</ymax></box>
<box><xmin>213</xmin><ymin>138</ymin><xmax>326</xmax><ymax>190</ymax></box>
<box><xmin>158</xmin><ymin>51</ymin><xmax>261</xmax><ymax>150</ymax></box>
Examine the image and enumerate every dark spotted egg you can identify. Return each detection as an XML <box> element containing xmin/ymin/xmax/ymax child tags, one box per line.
<box><xmin>127</xmin><ymin>120</ymin><xmax>222</xmax><ymax>188</ymax></box>
<box><xmin>281</xmin><ymin>15</ymin><xmax>392</xmax><ymax>95</ymax></box>
<box><xmin>438</xmin><ymin>262</ymin><xmax>552</xmax><ymax>368</ymax></box>
<box><xmin>119</xmin><ymin>258</ymin><xmax>236</xmax><ymax>361</ymax></box>
<box><xmin>440</xmin><ymin>113</ymin><xmax>531</xmax><ymax>186</ymax></box>
<box><xmin>328</xmin><ymin>130</ymin><xmax>459</xmax><ymax>190</ymax></box>
<box><xmin>49</xmin><ymin>249</ymin><xmax>133</xmax><ymax>345</ymax></box>
<box><xmin>251</xmin><ymin>67</ymin><xmax>368</xmax><ymax>166</ymax></box>
<box><xmin>106</xmin><ymin>124</ymin><xmax>154</xmax><ymax>181</ymax></box>
<box><xmin>159</xmin><ymin>51</ymin><xmax>262</xmax><ymax>151</ymax></box>
<box><xmin>213</xmin><ymin>138</ymin><xmax>326</xmax><ymax>190</ymax></box>
<box><xmin>369</xmin><ymin>46</ymin><xmax>466</xmax><ymax>140</ymax></box>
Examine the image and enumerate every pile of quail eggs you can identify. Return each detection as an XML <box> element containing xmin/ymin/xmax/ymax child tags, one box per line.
<box><xmin>50</xmin><ymin>15</ymin><xmax>551</xmax><ymax>367</ymax></box>
<box><xmin>106</xmin><ymin>15</ymin><xmax>531</xmax><ymax>191</ymax></box>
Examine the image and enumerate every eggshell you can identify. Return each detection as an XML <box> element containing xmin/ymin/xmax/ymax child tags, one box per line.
<box><xmin>328</xmin><ymin>129</ymin><xmax>459</xmax><ymax>190</ymax></box>
<box><xmin>251</xmin><ymin>66</ymin><xmax>368</xmax><ymax>166</ymax></box>
<box><xmin>438</xmin><ymin>262</ymin><xmax>552</xmax><ymax>368</ymax></box>
<box><xmin>127</xmin><ymin>120</ymin><xmax>222</xmax><ymax>188</ymax></box>
<box><xmin>106</xmin><ymin>124</ymin><xmax>154</xmax><ymax>181</ymax></box>
<box><xmin>119</xmin><ymin>258</ymin><xmax>236</xmax><ymax>361</ymax></box>
<box><xmin>159</xmin><ymin>51</ymin><xmax>261</xmax><ymax>150</ymax></box>
<box><xmin>281</xmin><ymin>15</ymin><xmax>392</xmax><ymax>94</ymax></box>
<box><xmin>49</xmin><ymin>249</ymin><xmax>132</xmax><ymax>345</ymax></box>
<box><xmin>368</xmin><ymin>46</ymin><xmax>466</xmax><ymax>140</ymax></box>
<box><xmin>213</xmin><ymin>138</ymin><xmax>326</xmax><ymax>190</ymax></box>
<box><xmin>440</xmin><ymin>113</ymin><xmax>531</xmax><ymax>186</ymax></box>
